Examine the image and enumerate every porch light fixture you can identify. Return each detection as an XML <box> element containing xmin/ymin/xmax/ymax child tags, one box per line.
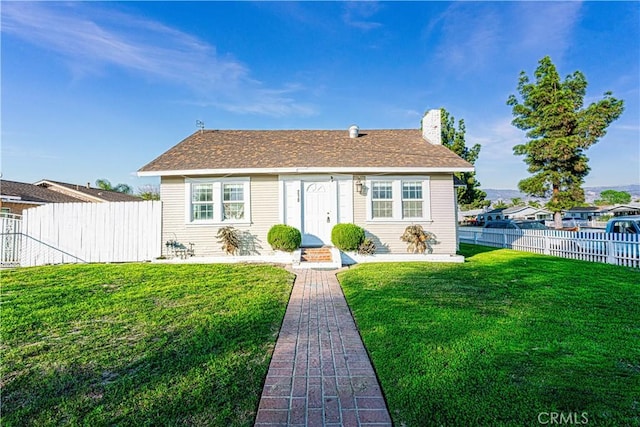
<box><xmin>355</xmin><ymin>179</ymin><xmax>364</xmax><ymax>195</ymax></box>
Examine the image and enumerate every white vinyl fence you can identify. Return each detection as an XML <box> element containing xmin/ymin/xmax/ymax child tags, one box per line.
<box><xmin>16</xmin><ymin>201</ymin><xmax>162</xmax><ymax>267</ymax></box>
<box><xmin>459</xmin><ymin>227</ymin><xmax>640</xmax><ymax>269</ymax></box>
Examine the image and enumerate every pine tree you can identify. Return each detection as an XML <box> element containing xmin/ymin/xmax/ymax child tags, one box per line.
<box><xmin>439</xmin><ymin>108</ymin><xmax>489</xmax><ymax>210</ymax></box>
<box><xmin>507</xmin><ymin>56</ymin><xmax>624</xmax><ymax>228</ymax></box>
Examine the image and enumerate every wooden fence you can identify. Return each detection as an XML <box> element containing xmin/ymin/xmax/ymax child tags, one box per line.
<box><xmin>459</xmin><ymin>227</ymin><xmax>640</xmax><ymax>268</ymax></box>
<box><xmin>17</xmin><ymin>201</ymin><xmax>162</xmax><ymax>267</ymax></box>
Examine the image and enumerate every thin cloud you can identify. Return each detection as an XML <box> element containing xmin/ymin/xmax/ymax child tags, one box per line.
<box><xmin>1</xmin><ymin>144</ymin><xmax>62</xmax><ymax>161</ymax></box>
<box><xmin>468</xmin><ymin>117</ymin><xmax>526</xmax><ymax>162</ymax></box>
<box><xmin>425</xmin><ymin>2</ymin><xmax>582</xmax><ymax>76</ymax></box>
<box><xmin>509</xmin><ymin>2</ymin><xmax>582</xmax><ymax>59</ymax></box>
<box><xmin>342</xmin><ymin>2</ymin><xmax>383</xmax><ymax>31</ymax></box>
<box><xmin>1</xmin><ymin>2</ymin><xmax>314</xmax><ymax>117</ymax></box>
<box><xmin>426</xmin><ymin>3</ymin><xmax>500</xmax><ymax>75</ymax></box>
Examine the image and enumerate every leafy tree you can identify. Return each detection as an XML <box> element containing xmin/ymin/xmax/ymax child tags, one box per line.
<box><xmin>439</xmin><ymin>108</ymin><xmax>489</xmax><ymax>209</ymax></box>
<box><xmin>95</xmin><ymin>179</ymin><xmax>133</xmax><ymax>194</ymax></box>
<box><xmin>137</xmin><ymin>185</ymin><xmax>161</xmax><ymax>201</ymax></box>
<box><xmin>507</xmin><ymin>56</ymin><xmax>624</xmax><ymax>228</ymax></box>
<box><xmin>594</xmin><ymin>189</ymin><xmax>631</xmax><ymax>206</ymax></box>
<box><xmin>492</xmin><ymin>200</ymin><xmax>508</xmax><ymax>209</ymax></box>
<box><xmin>510</xmin><ymin>197</ymin><xmax>523</xmax><ymax>207</ymax></box>
<box><xmin>527</xmin><ymin>200</ymin><xmax>541</xmax><ymax>208</ymax></box>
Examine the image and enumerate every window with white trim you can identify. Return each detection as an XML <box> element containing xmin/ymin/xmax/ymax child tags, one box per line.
<box><xmin>402</xmin><ymin>181</ymin><xmax>423</xmax><ymax>218</ymax></box>
<box><xmin>191</xmin><ymin>183</ymin><xmax>214</xmax><ymax>221</ymax></box>
<box><xmin>223</xmin><ymin>183</ymin><xmax>245</xmax><ymax>220</ymax></box>
<box><xmin>371</xmin><ymin>181</ymin><xmax>393</xmax><ymax>218</ymax></box>
<box><xmin>186</xmin><ymin>178</ymin><xmax>250</xmax><ymax>224</ymax></box>
<box><xmin>367</xmin><ymin>177</ymin><xmax>430</xmax><ymax>221</ymax></box>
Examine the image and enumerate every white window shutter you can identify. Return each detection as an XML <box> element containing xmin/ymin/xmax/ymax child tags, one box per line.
<box><xmin>337</xmin><ymin>179</ymin><xmax>353</xmax><ymax>223</ymax></box>
<box><xmin>284</xmin><ymin>180</ymin><xmax>301</xmax><ymax>229</ymax></box>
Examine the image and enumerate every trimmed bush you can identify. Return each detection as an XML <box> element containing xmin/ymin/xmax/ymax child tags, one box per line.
<box><xmin>267</xmin><ymin>224</ymin><xmax>302</xmax><ymax>252</ymax></box>
<box><xmin>331</xmin><ymin>223</ymin><xmax>365</xmax><ymax>251</ymax></box>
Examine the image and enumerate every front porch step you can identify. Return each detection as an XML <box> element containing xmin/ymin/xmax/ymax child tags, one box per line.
<box><xmin>300</xmin><ymin>247</ymin><xmax>333</xmax><ymax>263</ymax></box>
<box><xmin>293</xmin><ymin>247</ymin><xmax>342</xmax><ymax>270</ymax></box>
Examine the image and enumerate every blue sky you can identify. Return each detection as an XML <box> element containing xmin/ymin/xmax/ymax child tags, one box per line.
<box><xmin>2</xmin><ymin>1</ymin><xmax>639</xmax><ymax>192</ymax></box>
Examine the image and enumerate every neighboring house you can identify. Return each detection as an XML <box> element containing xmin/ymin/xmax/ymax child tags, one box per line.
<box><xmin>138</xmin><ymin>110</ymin><xmax>474</xmax><ymax>258</ymax></box>
<box><xmin>563</xmin><ymin>204</ymin><xmax>640</xmax><ymax>221</ymax></box>
<box><xmin>563</xmin><ymin>206</ymin><xmax>605</xmax><ymax>221</ymax></box>
<box><xmin>476</xmin><ymin>208</ymin><xmax>507</xmax><ymax>225</ymax></box>
<box><xmin>600</xmin><ymin>203</ymin><xmax>640</xmax><ymax>217</ymax></box>
<box><xmin>0</xmin><ymin>179</ymin><xmax>140</xmax><ymax>216</ymax></box>
<box><xmin>458</xmin><ymin>208</ymin><xmax>485</xmax><ymax>225</ymax></box>
<box><xmin>502</xmin><ymin>205</ymin><xmax>552</xmax><ymax>221</ymax></box>
<box><xmin>33</xmin><ymin>180</ymin><xmax>142</xmax><ymax>203</ymax></box>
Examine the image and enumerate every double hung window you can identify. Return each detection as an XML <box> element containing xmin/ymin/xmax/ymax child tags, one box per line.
<box><xmin>368</xmin><ymin>177</ymin><xmax>430</xmax><ymax>221</ymax></box>
<box><xmin>371</xmin><ymin>181</ymin><xmax>393</xmax><ymax>218</ymax></box>
<box><xmin>187</xmin><ymin>178</ymin><xmax>249</xmax><ymax>224</ymax></box>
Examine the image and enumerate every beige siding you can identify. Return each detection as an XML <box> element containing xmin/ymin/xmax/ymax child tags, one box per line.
<box><xmin>353</xmin><ymin>174</ymin><xmax>457</xmax><ymax>255</ymax></box>
<box><xmin>160</xmin><ymin>176</ymin><xmax>280</xmax><ymax>257</ymax></box>
<box><xmin>161</xmin><ymin>173</ymin><xmax>458</xmax><ymax>257</ymax></box>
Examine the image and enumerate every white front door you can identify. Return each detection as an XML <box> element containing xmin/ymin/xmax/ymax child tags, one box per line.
<box><xmin>302</xmin><ymin>181</ymin><xmax>334</xmax><ymax>246</ymax></box>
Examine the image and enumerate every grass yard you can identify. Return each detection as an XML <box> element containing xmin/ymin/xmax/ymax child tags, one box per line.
<box><xmin>338</xmin><ymin>244</ymin><xmax>640</xmax><ymax>426</ymax></box>
<box><xmin>1</xmin><ymin>263</ymin><xmax>294</xmax><ymax>427</ymax></box>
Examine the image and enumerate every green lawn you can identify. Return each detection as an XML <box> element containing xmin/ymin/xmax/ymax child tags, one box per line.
<box><xmin>338</xmin><ymin>244</ymin><xmax>640</xmax><ymax>426</ymax></box>
<box><xmin>1</xmin><ymin>263</ymin><xmax>294</xmax><ymax>427</ymax></box>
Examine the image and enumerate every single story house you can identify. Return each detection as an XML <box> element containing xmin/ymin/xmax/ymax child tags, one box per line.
<box><xmin>600</xmin><ymin>203</ymin><xmax>640</xmax><ymax>217</ymax></box>
<box><xmin>458</xmin><ymin>208</ymin><xmax>485</xmax><ymax>225</ymax></box>
<box><xmin>476</xmin><ymin>208</ymin><xmax>507</xmax><ymax>225</ymax></box>
<box><xmin>502</xmin><ymin>205</ymin><xmax>552</xmax><ymax>221</ymax></box>
<box><xmin>563</xmin><ymin>206</ymin><xmax>605</xmax><ymax>221</ymax></box>
<box><xmin>0</xmin><ymin>179</ymin><xmax>141</xmax><ymax>216</ymax></box>
<box><xmin>138</xmin><ymin>110</ymin><xmax>474</xmax><ymax>261</ymax></box>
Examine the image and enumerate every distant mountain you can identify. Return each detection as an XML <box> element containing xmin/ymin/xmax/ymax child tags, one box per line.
<box><xmin>484</xmin><ymin>184</ymin><xmax>640</xmax><ymax>204</ymax></box>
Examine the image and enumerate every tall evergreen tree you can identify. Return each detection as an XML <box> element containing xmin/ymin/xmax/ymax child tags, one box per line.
<box><xmin>507</xmin><ymin>56</ymin><xmax>624</xmax><ymax>228</ymax></box>
<box><xmin>439</xmin><ymin>108</ymin><xmax>489</xmax><ymax>209</ymax></box>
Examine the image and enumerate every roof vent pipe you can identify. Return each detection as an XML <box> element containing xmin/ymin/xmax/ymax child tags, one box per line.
<box><xmin>348</xmin><ymin>125</ymin><xmax>359</xmax><ymax>138</ymax></box>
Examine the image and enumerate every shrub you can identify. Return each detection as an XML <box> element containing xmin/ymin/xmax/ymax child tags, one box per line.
<box><xmin>267</xmin><ymin>224</ymin><xmax>302</xmax><ymax>252</ymax></box>
<box><xmin>358</xmin><ymin>238</ymin><xmax>376</xmax><ymax>256</ymax></box>
<box><xmin>400</xmin><ymin>224</ymin><xmax>437</xmax><ymax>254</ymax></box>
<box><xmin>331</xmin><ymin>223</ymin><xmax>365</xmax><ymax>251</ymax></box>
<box><xmin>217</xmin><ymin>226</ymin><xmax>240</xmax><ymax>255</ymax></box>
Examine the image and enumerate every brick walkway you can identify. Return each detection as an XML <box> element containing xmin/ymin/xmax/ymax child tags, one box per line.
<box><xmin>255</xmin><ymin>269</ymin><xmax>392</xmax><ymax>427</ymax></box>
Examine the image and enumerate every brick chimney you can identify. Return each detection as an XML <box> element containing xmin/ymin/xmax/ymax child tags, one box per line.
<box><xmin>421</xmin><ymin>109</ymin><xmax>441</xmax><ymax>145</ymax></box>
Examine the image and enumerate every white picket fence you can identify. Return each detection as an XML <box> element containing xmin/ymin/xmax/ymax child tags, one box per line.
<box><xmin>1</xmin><ymin>214</ymin><xmax>23</xmax><ymax>267</ymax></box>
<box><xmin>459</xmin><ymin>227</ymin><xmax>640</xmax><ymax>268</ymax></box>
<box><xmin>15</xmin><ymin>201</ymin><xmax>162</xmax><ymax>267</ymax></box>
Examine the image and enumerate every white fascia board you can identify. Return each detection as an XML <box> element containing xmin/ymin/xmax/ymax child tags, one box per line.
<box><xmin>137</xmin><ymin>166</ymin><xmax>474</xmax><ymax>177</ymax></box>
<box><xmin>0</xmin><ymin>197</ymin><xmax>44</xmax><ymax>205</ymax></box>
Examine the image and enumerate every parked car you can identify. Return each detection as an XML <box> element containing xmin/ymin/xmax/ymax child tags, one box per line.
<box><xmin>560</xmin><ymin>216</ymin><xmax>640</xmax><ymax>256</ymax></box>
<box><xmin>483</xmin><ymin>220</ymin><xmax>548</xmax><ymax>230</ymax></box>
<box><xmin>605</xmin><ymin>216</ymin><xmax>640</xmax><ymax>235</ymax></box>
